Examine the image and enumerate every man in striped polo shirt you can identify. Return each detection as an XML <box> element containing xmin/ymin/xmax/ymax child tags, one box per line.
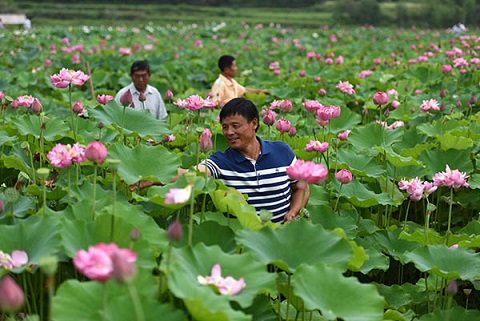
<box><xmin>197</xmin><ymin>98</ymin><xmax>309</xmax><ymax>223</ymax></box>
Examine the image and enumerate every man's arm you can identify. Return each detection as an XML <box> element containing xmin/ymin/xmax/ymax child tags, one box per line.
<box><xmin>245</xmin><ymin>87</ymin><xmax>268</xmax><ymax>95</ymax></box>
<box><xmin>284</xmin><ymin>182</ymin><xmax>310</xmax><ymax>222</ymax></box>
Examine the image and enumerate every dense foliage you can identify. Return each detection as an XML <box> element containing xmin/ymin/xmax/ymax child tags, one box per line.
<box><xmin>0</xmin><ymin>20</ymin><xmax>479</xmax><ymax>321</ymax></box>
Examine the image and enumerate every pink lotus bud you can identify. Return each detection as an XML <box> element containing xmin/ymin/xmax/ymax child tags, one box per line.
<box><xmin>318</xmin><ymin>88</ymin><xmax>326</xmax><ymax>96</ymax></box>
<box><xmin>442</xmin><ymin>64</ymin><xmax>453</xmax><ymax>74</ymax></box>
<box><xmin>120</xmin><ymin>89</ymin><xmax>133</xmax><ymax>107</ymax></box>
<box><xmin>138</xmin><ymin>91</ymin><xmax>146</xmax><ymax>102</ymax></box>
<box><xmin>391</xmin><ymin>100</ymin><xmax>400</xmax><ymax>109</ymax></box>
<box><xmin>85</xmin><ymin>141</ymin><xmax>108</xmax><ymax>165</ymax></box>
<box><xmin>456</xmin><ymin>100</ymin><xmax>462</xmax><ymax>108</ymax></box>
<box><xmin>337</xmin><ymin>130</ymin><xmax>350</xmax><ymax>141</ymax></box>
<box><xmin>262</xmin><ymin>109</ymin><xmax>277</xmax><ymax>126</ymax></box>
<box><xmin>130</xmin><ymin>227</ymin><xmax>139</xmax><ymax>241</ymax></box>
<box><xmin>335</xmin><ymin>169</ymin><xmax>353</xmax><ymax>184</ymax></box>
<box><xmin>0</xmin><ymin>200</ymin><xmax>3</xmax><ymax>213</ymax></box>
<box><xmin>199</xmin><ymin>128</ymin><xmax>213</xmax><ymax>152</ymax></box>
<box><xmin>440</xmin><ymin>89</ymin><xmax>446</xmax><ymax>98</ymax></box>
<box><xmin>0</xmin><ymin>91</ymin><xmax>4</xmax><ymax>101</ymax></box>
<box><xmin>111</xmin><ymin>250</ymin><xmax>137</xmax><ymax>284</ymax></box>
<box><xmin>31</xmin><ymin>98</ymin><xmax>43</xmax><ymax>114</ymax></box>
<box><xmin>373</xmin><ymin>92</ymin><xmax>388</xmax><ymax>105</ymax></box>
<box><xmin>299</xmin><ymin>70</ymin><xmax>306</xmax><ymax>77</ymax></box>
<box><xmin>446</xmin><ymin>279</ymin><xmax>458</xmax><ymax>295</ymax></box>
<box><xmin>314</xmin><ymin>76</ymin><xmax>320</xmax><ymax>82</ymax></box>
<box><xmin>469</xmin><ymin>94</ymin><xmax>477</xmax><ymax>106</ymax></box>
<box><xmin>0</xmin><ymin>275</ymin><xmax>24</xmax><ymax>312</ymax></box>
<box><xmin>167</xmin><ymin>220</ymin><xmax>183</xmax><ymax>241</ymax></box>
<box><xmin>288</xmin><ymin>126</ymin><xmax>297</xmax><ymax>137</ymax></box>
<box><xmin>72</xmin><ymin>101</ymin><xmax>84</xmax><ymax>115</ymax></box>
<box><xmin>165</xmin><ymin>90</ymin><xmax>174</xmax><ymax>100</ymax></box>
<box><xmin>44</xmin><ymin>59</ymin><xmax>52</xmax><ymax>67</ymax></box>
<box><xmin>275</xmin><ymin>119</ymin><xmax>291</xmax><ymax>134</ymax></box>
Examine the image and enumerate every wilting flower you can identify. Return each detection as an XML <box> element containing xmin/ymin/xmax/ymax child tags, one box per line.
<box><xmin>335</xmin><ymin>169</ymin><xmax>353</xmax><ymax>184</ymax></box>
<box><xmin>49</xmin><ymin>68</ymin><xmax>90</xmax><ymax>88</ymax></box>
<box><xmin>286</xmin><ymin>160</ymin><xmax>329</xmax><ymax>189</ymax></box>
<box><xmin>197</xmin><ymin>264</ymin><xmax>246</xmax><ymax>296</ymax></box>
<box><xmin>199</xmin><ymin>128</ymin><xmax>213</xmax><ymax>152</ymax></box>
<box><xmin>165</xmin><ymin>185</ymin><xmax>193</xmax><ymax>204</ymax></box>
<box><xmin>337</xmin><ymin>130</ymin><xmax>351</xmax><ymax>141</ymax></box>
<box><xmin>420</xmin><ymin>99</ymin><xmax>440</xmax><ymax>112</ymax></box>
<box><xmin>336</xmin><ymin>81</ymin><xmax>355</xmax><ymax>95</ymax></box>
<box><xmin>275</xmin><ymin>119</ymin><xmax>291</xmax><ymax>134</ymax></box>
<box><xmin>432</xmin><ymin>165</ymin><xmax>469</xmax><ymax>188</ymax></box>
<box><xmin>119</xmin><ymin>89</ymin><xmax>133</xmax><ymax>107</ymax></box>
<box><xmin>73</xmin><ymin>243</ymin><xmax>137</xmax><ymax>283</ymax></box>
<box><xmin>262</xmin><ymin>109</ymin><xmax>277</xmax><ymax>126</ymax></box>
<box><xmin>166</xmin><ymin>220</ymin><xmax>183</xmax><ymax>241</ymax></box>
<box><xmin>84</xmin><ymin>141</ymin><xmax>108</xmax><ymax>165</ymax></box>
<box><xmin>0</xmin><ymin>250</ymin><xmax>28</xmax><ymax>270</ymax></box>
<box><xmin>97</xmin><ymin>94</ymin><xmax>114</xmax><ymax>105</ymax></box>
<box><xmin>304</xmin><ymin>140</ymin><xmax>328</xmax><ymax>153</ymax></box>
<box><xmin>373</xmin><ymin>92</ymin><xmax>389</xmax><ymax>105</ymax></box>
<box><xmin>0</xmin><ymin>275</ymin><xmax>24</xmax><ymax>312</ymax></box>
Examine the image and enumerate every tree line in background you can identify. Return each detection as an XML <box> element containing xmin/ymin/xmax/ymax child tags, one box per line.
<box><xmin>2</xmin><ymin>0</ymin><xmax>479</xmax><ymax>28</ymax></box>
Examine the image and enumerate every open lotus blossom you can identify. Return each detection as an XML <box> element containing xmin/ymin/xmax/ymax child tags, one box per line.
<box><xmin>337</xmin><ymin>130</ymin><xmax>351</xmax><ymax>141</ymax></box>
<box><xmin>275</xmin><ymin>118</ymin><xmax>291</xmax><ymax>134</ymax></box>
<box><xmin>304</xmin><ymin>140</ymin><xmax>329</xmax><ymax>153</ymax></box>
<box><xmin>398</xmin><ymin>177</ymin><xmax>437</xmax><ymax>201</ymax></box>
<box><xmin>0</xmin><ymin>250</ymin><xmax>28</xmax><ymax>269</ymax></box>
<box><xmin>47</xmin><ymin>143</ymin><xmax>86</xmax><ymax>168</ymax></box>
<box><xmin>303</xmin><ymin>100</ymin><xmax>323</xmax><ymax>112</ymax></box>
<box><xmin>432</xmin><ymin>165</ymin><xmax>470</xmax><ymax>188</ymax></box>
<box><xmin>420</xmin><ymin>99</ymin><xmax>440</xmax><ymax>112</ymax></box>
<box><xmin>315</xmin><ymin>105</ymin><xmax>341</xmax><ymax>121</ymax></box>
<box><xmin>376</xmin><ymin>120</ymin><xmax>405</xmax><ymax>130</ymax></box>
<box><xmin>165</xmin><ymin>184</ymin><xmax>193</xmax><ymax>204</ymax></box>
<box><xmin>286</xmin><ymin>160</ymin><xmax>329</xmax><ymax>189</ymax></box>
<box><xmin>335</xmin><ymin>80</ymin><xmax>355</xmax><ymax>95</ymax></box>
<box><xmin>197</xmin><ymin>263</ymin><xmax>246</xmax><ymax>296</ymax></box>
<box><xmin>270</xmin><ymin>99</ymin><xmax>293</xmax><ymax>112</ymax></box>
<box><xmin>268</xmin><ymin>61</ymin><xmax>280</xmax><ymax>70</ymax></box>
<box><xmin>11</xmin><ymin>95</ymin><xmax>35</xmax><ymax>108</ymax></box>
<box><xmin>49</xmin><ymin>68</ymin><xmax>90</xmax><ymax>88</ymax></box>
<box><xmin>73</xmin><ymin>243</ymin><xmax>137</xmax><ymax>283</ymax></box>
<box><xmin>262</xmin><ymin>108</ymin><xmax>277</xmax><ymax>126</ymax></box>
<box><xmin>174</xmin><ymin>94</ymin><xmax>217</xmax><ymax>111</ymax></box>
<box><xmin>335</xmin><ymin>169</ymin><xmax>353</xmax><ymax>184</ymax></box>
<box><xmin>97</xmin><ymin>94</ymin><xmax>114</xmax><ymax>105</ymax></box>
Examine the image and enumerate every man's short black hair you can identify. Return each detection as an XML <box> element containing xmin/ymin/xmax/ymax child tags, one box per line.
<box><xmin>218</xmin><ymin>55</ymin><xmax>235</xmax><ymax>72</ymax></box>
<box><xmin>220</xmin><ymin>98</ymin><xmax>259</xmax><ymax>132</ymax></box>
<box><xmin>130</xmin><ymin>60</ymin><xmax>150</xmax><ymax>75</ymax></box>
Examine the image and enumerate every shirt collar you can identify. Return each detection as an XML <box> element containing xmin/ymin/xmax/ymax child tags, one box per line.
<box><xmin>229</xmin><ymin>136</ymin><xmax>270</xmax><ymax>163</ymax></box>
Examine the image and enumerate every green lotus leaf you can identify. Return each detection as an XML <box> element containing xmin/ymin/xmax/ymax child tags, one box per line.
<box><xmin>360</xmin><ymin>246</ymin><xmax>390</xmax><ymax>273</ymax></box>
<box><xmin>374</xmin><ymin>228</ymin><xmax>419</xmax><ymax>260</ymax></box>
<box><xmin>398</xmin><ymin>229</ymin><xmax>444</xmax><ymax>246</ymax></box>
<box><xmin>416</xmin><ymin>119</ymin><xmax>465</xmax><ymax>138</ymax></box>
<box><xmin>417</xmin><ymin>306</ymin><xmax>480</xmax><ymax>321</ymax></box>
<box><xmin>163</xmin><ymin>243</ymin><xmax>276</xmax><ymax>320</ymax></box>
<box><xmin>309</xmin><ymin>204</ymin><xmax>358</xmax><ymax>239</ymax></box>
<box><xmin>466</xmin><ymin>173</ymin><xmax>480</xmax><ymax>189</ymax></box>
<box><xmin>348</xmin><ymin>123</ymin><xmax>404</xmax><ymax>151</ymax></box>
<box><xmin>88</xmin><ymin>103</ymin><xmax>170</xmax><ymax>140</ymax></box>
<box><xmin>437</xmin><ymin>132</ymin><xmax>474</xmax><ymax>150</ymax></box>
<box><xmin>375</xmin><ymin>284</ymin><xmax>412</xmax><ymax>310</ymax></box>
<box><xmin>241</xmin><ymin>294</ymin><xmax>278</xmax><ymax>321</ymax></box>
<box><xmin>1</xmin><ymin>145</ymin><xmax>34</xmax><ymax>179</ymax></box>
<box><xmin>236</xmin><ymin>219</ymin><xmax>353</xmax><ymax>273</ymax></box>
<box><xmin>336</xmin><ymin>180</ymin><xmax>394</xmax><ymax>208</ymax></box>
<box><xmin>52</xmin><ymin>272</ymin><xmax>187</xmax><ymax>321</ymax></box>
<box><xmin>0</xmin><ymin>131</ymin><xmax>17</xmax><ymax>146</ymax></box>
<box><xmin>417</xmin><ymin>148</ymin><xmax>473</xmax><ymax>177</ymax></box>
<box><xmin>0</xmin><ymin>214</ymin><xmax>62</xmax><ymax>266</ymax></box>
<box><xmin>403</xmin><ymin>244</ymin><xmax>480</xmax><ymax>281</ymax></box>
<box><xmin>336</xmin><ymin>149</ymin><xmax>385</xmax><ymax>178</ymax></box>
<box><xmin>291</xmin><ymin>261</ymin><xmax>385</xmax><ymax>321</ymax></box>
<box><xmin>329</xmin><ymin>106</ymin><xmax>362</xmax><ymax>133</ymax></box>
<box><xmin>373</xmin><ymin>145</ymin><xmax>422</xmax><ymax>167</ymax></box>
<box><xmin>107</xmin><ymin>142</ymin><xmax>181</xmax><ymax>184</ymax></box>
<box><xmin>13</xmin><ymin>114</ymin><xmax>70</xmax><ymax>141</ymax></box>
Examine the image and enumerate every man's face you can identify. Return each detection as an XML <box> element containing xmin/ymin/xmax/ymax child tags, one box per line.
<box><xmin>224</xmin><ymin>60</ymin><xmax>238</xmax><ymax>78</ymax></box>
<box><xmin>221</xmin><ymin>114</ymin><xmax>257</xmax><ymax>150</ymax></box>
<box><xmin>131</xmin><ymin>69</ymin><xmax>150</xmax><ymax>92</ymax></box>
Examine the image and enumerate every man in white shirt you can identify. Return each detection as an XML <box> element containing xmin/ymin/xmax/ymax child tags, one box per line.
<box><xmin>115</xmin><ymin>60</ymin><xmax>167</xmax><ymax>120</ymax></box>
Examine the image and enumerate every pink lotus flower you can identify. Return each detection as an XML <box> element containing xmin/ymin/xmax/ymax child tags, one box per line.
<box><xmin>165</xmin><ymin>185</ymin><xmax>193</xmax><ymax>204</ymax></box>
<box><xmin>111</xmin><ymin>250</ymin><xmax>137</xmax><ymax>284</ymax></box>
<box><xmin>275</xmin><ymin>119</ymin><xmax>291</xmax><ymax>134</ymax></box>
<box><xmin>373</xmin><ymin>92</ymin><xmax>388</xmax><ymax>105</ymax></box>
<box><xmin>269</xmin><ymin>61</ymin><xmax>280</xmax><ymax>70</ymax></box>
<box><xmin>398</xmin><ymin>177</ymin><xmax>437</xmax><ymax>201</ymax></box>
<box><xmin>72</xmin><ymin>100</ymin><xmax>85</xmax><ymax>115</ymax></box>
<box><xmin>336</xmin><ymin>81</ymin><xmax>355</xmax><ymax>95</ymax></box>
<box><xmin>73</xmin><ymin>243</ymin><xmax>137</xmax><ymax>283</ymax></box>
<box><xmin>44</xmin><ymin>59</ymin><xmax>52</xmax><ymax>67</ymax></box>
<box><xmin>12</xmin><ymin>95</ymin><xmax>34</xmax><ymax>108</ymax></box>
<box><xmin>118</xmin><ymin>47</ymin><xmax>132</xmax><ymax>56</ymax></box>
<box><xmin>97</xmin><ymin>94</ymin><xmax>114</xmax><ymax>105</ymax></box>
<box><xmin>335</xmin><ymin>169</ymin><xmax>353</xmax><ymax>184</ymax></box>
<box><xmin>288</xmin><ymin>126</ymin><xmax>297</xmax><ymax>137</ymax></box>
<box><xmin>304</xmin><ymin>140</ymin><xmax>328</xmax><ymax>153</ymax></box>
<box><xmin>262</xmin><ymin>109</ymin><xmax>277</xmax><ymax>126</ymax></box>
<box><xmin>165</xmin><ymin>89</ymin><xmax>174</xmax><ymax>100</ymax></box>
<box><xmin>335</xmin><ymin>55</ymin><xmax>344</xmax><ymax>65</ymax></box>
<box><xmin>49</xmin><ymin>68</ymin><xmax>90</xmax><ymax>88</ymax></box>
<box><xmin>197</xmin><ymin>264</ymin><xmax>246</xmax><ymax>296</ymax></box>
<box><xmin>286</xmin><ymin>160</ymin><xmax>329</xmax><ymax>189</ymax></box>
<box><xmin>299</xmin><ymin>70</ymin><xmax>306</xmax><ymax>77</ymax></box>
<box><xmin>31</xmin><ymin>98</ymin><xmax>43</xmax><ymax>114</ymax></box>
<box><xmin>337</xmin><ymin>130</ymin><xmax>351</xmax><ymax>141</ymax></box>
<box><xmin>47</xmin><ymin>144</ymin><xmax>73</xmax><ymax>168</ymax></box>
<box><xmin>303</xmin><ymin>100</ymin><xmax>323</xmax><ymax>112</ymax></box>
<box><xmin>317</xmin><ymin>88</ymin><xmax>327</xmax><ymax>96</ymax></box>
<box><xmin>166</xmin><ymin>220</ymin><xmax>183</xmax><ymax>241</ymax></box>
<box><xmin>358</xmin><ymin>70</ymin><xmax>373</xmax><ymax>79</ymax></box>
<box><xmin>71</xmin><ymin>54</ymin><xmax>81</xmax><ymax>64</ymax></box>
<box><xmin>432</xmin><ymin>165</ymin><xmax>469</xmax><ymax>189</ymax></box>
<box><xmin>68</xmin><ymin>143</ymin><xmax>87</xmax><ymax>163</ymax></box>
<box><xmin>200</xmin><ymin>128</ymin><xmax>213</xmax><ymax>152</ymax></box>
<box><xmin>0</xmin><ymin>250</ymin><xmax>28</xmax><ymax>269</ymax></box>
<box><xmin>315</xmin><ymin>105</ymin><xmax>341</xmax><ymax>121</ymax></box>
<box><xmin>174</xmin><ymin>95</ymin><xmax>217</xmax><ymax>111</ymax></box>
<box><xmin>420</xmin><ymin>99</ymin><xmax>440</xmax><ymax>112</ymax></box>
<box><xmin>0</xmin><ymin>275</ymin><xmax>24</xmax><ymax>312</ymax></box>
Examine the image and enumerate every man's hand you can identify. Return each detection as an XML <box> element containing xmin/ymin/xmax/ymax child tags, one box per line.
<box><xmin>129</xmin><ymin>180</ymin><xmax>161</xmax><ymax>192</ymax></box>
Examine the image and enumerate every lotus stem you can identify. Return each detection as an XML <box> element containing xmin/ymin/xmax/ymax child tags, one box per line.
<box><xmin>92</xmin><ymin>164</ymin><xmax>97</xmax><ymax>220</ymax></box>
<box><xmin>446</xmin><ymin>187</ymin><xmax>454</xmax><ymax>244</ymax></box>
<box><xmin>127</xmin><ymin>283</ymin><xmax>145</xmax><ymax>321</ymax></box>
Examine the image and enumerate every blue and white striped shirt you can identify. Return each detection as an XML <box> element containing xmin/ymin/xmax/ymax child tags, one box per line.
<box><xmin>205</xmin><ymin>137</ymin><xmax>296</xmax><ymax>222</ymax></box>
